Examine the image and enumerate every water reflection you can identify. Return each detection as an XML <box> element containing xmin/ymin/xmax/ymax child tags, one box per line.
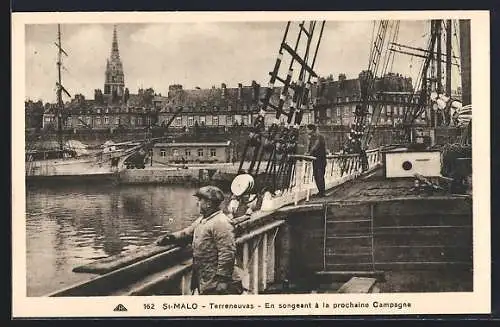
<box><xmin>26</xmin><ymin>184</ymin><xmax>200</xmax><ymax>296</ymax></box>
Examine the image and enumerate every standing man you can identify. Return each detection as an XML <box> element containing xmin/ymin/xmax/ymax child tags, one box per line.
<box><xmin>156</xmin><ymin>186</ymin><xmax>240</xmax><ymax>295</ymax></box>
<box><xmin>306</xmin><ymin>124</ymin><xmax>327</xmax><ymax>197</ymax></box>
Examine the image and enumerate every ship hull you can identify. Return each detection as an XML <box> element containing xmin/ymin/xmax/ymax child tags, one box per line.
<box><xmin>25</xmin><ymin>157</ymin><xmax>123</xmax><ymax>186</ymax></box>
<box><xmin>25</xmin><ymin>172</ymin><xmax>119</xmax><ymax>186</ymax></box>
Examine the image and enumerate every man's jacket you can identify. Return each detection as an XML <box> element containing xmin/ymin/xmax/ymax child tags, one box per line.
<box><xmin>172</xmin><ymin>211</ymin><xmax>236</xmax><ymax>293</ymax></box>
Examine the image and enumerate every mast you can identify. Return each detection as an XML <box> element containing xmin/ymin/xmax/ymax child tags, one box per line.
<box><xmin>55</xmin><ymin>24</ymin><xmax>70</xmax><ymax>155</ymax></box>
<box><xmin>445</xmin><ymin>20</ymin><xmax>452</xmax><ymax>96</ymax></box>
<box><xmin>436</xmin><ymin>20</ymin><xmax>443</xmax><ymax>93</ymax></box>
<box><xmin>459</xmin><ymin>20</ymin><xmax>471</xmax><ymax>106</ymax></box>
<box><xmin>56</xmin><ymin>24</ymin><xmax>63</xmax><ymax>153</ymax></box>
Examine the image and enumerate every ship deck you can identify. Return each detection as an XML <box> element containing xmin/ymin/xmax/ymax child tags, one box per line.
<box><xmin>306</xmin><ymin>167</ymin><xmax>464</xmax><ymax>204</ymax></box>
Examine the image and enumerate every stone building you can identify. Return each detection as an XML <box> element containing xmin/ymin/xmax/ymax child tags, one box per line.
<box><xmin>313</xmin><ymin>72</ymin><xmax>426</xmax><ymax>127</ymax></box>
<box><xmin>157</xmin><ymin>82</ymin><xmax>314</xmax><ymax>129</ymax></box>
<box><xmin>152</xmin><ymin>141</ymin><xmax>233</xmax><ymax>164</ymax></box>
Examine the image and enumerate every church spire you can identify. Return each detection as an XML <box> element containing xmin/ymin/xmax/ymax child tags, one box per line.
<box><xmin>104</xmin><ymin>24</ymin><xmax>125</xmax><ymax>101</ymax></box>
<box><xmin>111</xmin><ymin>24</ymin><xmax>120</xmax><ymax>60</ymax></box>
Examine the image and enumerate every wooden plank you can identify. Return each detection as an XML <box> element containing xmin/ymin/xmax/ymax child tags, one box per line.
<box><xmin>315</xmin><ymin>270</ymin><xmax>385</xmax><ymax>283</ymax></box>
<box><xmin>328</xmin><ymin>222</ymin><xmax>371</xmax><ymax>235</ymax></box>
<box><xmin>325</xmin><ymin>263</ymin><xmax>375</xmax><ymax>271</ymax></box>
<box><xmin>73</xmin><ymin>244</ymin><xmax>177</xmax><ymax>274</ymax></box>
<box><xmin>373</xmin><ymin>198</ymin><xmax>472</xmax><ymax>217</ymax></box>
<box><xmin>374</xmin><ymin>246</ymin><xmax>472</xmax><ymax>263</ymax></box>
<box><xmin>325</xmin><ymin>246</ymin><xmax>373</xmax><ymax>256</ymax></box>
<box><xmin>373</xmin><ymin>214</ymin><xmax>472</xmax><ymax>228</ymax></box>
<box><xmin>326</xmin><ymin>203</ymin><xmax>371</xmax><ymax>218</ymax></box>
<box><xmin>374</xmin><ymin>261</ymin><xmax>472</xmax><ymax>271</ymax></box>
<box><xmin>325</xmin><ymin>254</ymin><xmax>373</xmax><ymax>265</ymax></box>
<box><xmin>373</xmin><ymin>227</ymin><xmax>472</xmax><ymax>247</ymax></box>
<box><xmin>337</xmin><ymin>277</ymin><xmax>377</xmax><ymax>293</ymax></box>
<box><xmin>325</xmin><ymin>237</ymin><xmax>372</xmax><ymax>249</ymax></box>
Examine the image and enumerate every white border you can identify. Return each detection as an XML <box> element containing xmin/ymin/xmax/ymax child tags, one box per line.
<box><xmin>12</xmin><ymin>11</ymin><xmax>491</xmax><ymax>317</ymax></box>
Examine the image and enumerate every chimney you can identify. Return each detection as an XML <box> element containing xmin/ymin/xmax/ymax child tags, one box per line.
<box><xmin>238</xmin><ymin>83</ymin><xmax>243</xmax><ymax>100</ymax></box>
<box><xmin>252</xmin><ymin>81</ymin><xmax>260</xmax><ymax>102</ymax></box>
<box><xmin>221</xmin><ymin>83</ymin><xmax>226</xmax><ymax>99</ymax></box>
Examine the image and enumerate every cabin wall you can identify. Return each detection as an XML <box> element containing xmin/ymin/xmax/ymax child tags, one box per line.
<box><xmin>287</xmin><ymin>197</ymin><xmax>473</xmax><ymax>278</ymax></box>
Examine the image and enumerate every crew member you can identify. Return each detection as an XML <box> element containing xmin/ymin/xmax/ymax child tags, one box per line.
<box><xmin>306</xmin><ymin>124</ymin><xmax>327</xmax><ymax>197</ymax></box>
<box><xmin>156</xmin><ymin>186</ymin><xmax>240</xmax><ymax>295</ymax></box>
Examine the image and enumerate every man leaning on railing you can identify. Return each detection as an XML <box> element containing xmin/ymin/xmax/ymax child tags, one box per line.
<box><xmin>156</xmin><ymin>186</ymin><xmax>243</xmax><ymax>295</ymax></box>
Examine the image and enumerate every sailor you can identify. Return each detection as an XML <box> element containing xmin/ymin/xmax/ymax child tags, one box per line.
<box><xmin>156</xmin><ymin>185</ymin><xmax>241</xmax><ymax>295</ymax></box>
<box><xmin>306</xmin><ymin>124</ymin><xmax>327</xmax><ymax>197</ymax></box>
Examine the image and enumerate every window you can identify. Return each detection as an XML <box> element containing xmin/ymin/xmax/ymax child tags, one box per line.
<box><xmin>137</xmin><ymin>117</ymin><xmax>143</xmax><ymax>125</ymax></box>
<box><xmin>115</xmin><ymin>117</ymin><xmax>120</xmax><ymax>125</ymax></box>
<box><xmin>175</xmin><ymin>117</ymin><xmax>182</xmax><ymax>126</ymax></box>
<box><xmin>188</xmin><ymin>117</ymin><xmax>194</xmax><ymax>126</ymax></box>
<box><xmin>337</xmin><ymin>97</ymin><xmax>342</xmax><ymax>103</ymax></box>
<box><xmin>198</xmin><ymin>149</ymin><xmax>204</xmax><ymax>157</ymax></box>
<box><xmin>131</xmin><ymin>117</ymin><xmax>136</xmax><ymax>125</ymax></box>
<box><xmin>86</xmin><ymin>117</ymin><xmax>91</xmax><ymax>125</ymax></box>
<box><xmin>104</xmin><ymin>116</ymin><xmax>109</xmax><ymax>124</ymax></box>
<box><xmin>96</xmin><ymin>117</ymin><xmax>101</xmax><ymax>125</ymax></box>
<box><xmin>345</xmin><ymin>96</ymin><xmax>350</xmax><ymax>102</ymax></box>
<box><xmin>212</xmin><ymin>116</ymin><xmax>219</xmax><ymax>126</ymax></box>
<box><xmin>336</xmin><ymin>107</ymin><xmax>340</xmax><ymax>116</ymax></box>
<box><xmin>185</xmin><ymin>149</ymin><xmax>191</xmax><ymax>157</ymax></box>
<box><xmin>226</xmin><ymin>115</ymin><xmax>233</xmax><ymax>126</ymax></box>
<box><xmin>210</xmin><ymin>148</ymin><xmax>217</xmax><ymax>157</ymax></box>
<box><xmin>173</xmin><ymin>149</ymin><xmax>179</xmax><ymax>156</ymax></box>
<box><xmin>160</xmin><ymin>149</ymin><xmax>166</xmax><ymax>157</ymax></box>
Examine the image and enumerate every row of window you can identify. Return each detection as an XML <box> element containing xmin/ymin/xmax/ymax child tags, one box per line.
<box><xmin>170</xmin><ymin>115</ymin><xmax>250</xmax><ymax>127</ymax></box>
<box><xmin>69</xmin><ymin>116</ymin><xmax>149</xmax><ymax>127</ymax></box>
<box><xmin>325</xmin><ymin>105</ymin><xmax>410</xmax><ymax>118</ymax></box>
<box><xmin>332</xmin><ymin>95</ymin><xmax>415</xmax><ymax>103</ymax></box>
<box><xmin>159</xmin><ymin>148</ymin><xmax>217</xmax><ymax>157</ymax></box>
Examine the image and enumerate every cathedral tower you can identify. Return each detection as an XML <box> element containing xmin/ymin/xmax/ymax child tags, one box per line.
<box><xmin>104</xmin><ymin>25</ymin><xmax>125</xmax><ymax>101</ymax></box>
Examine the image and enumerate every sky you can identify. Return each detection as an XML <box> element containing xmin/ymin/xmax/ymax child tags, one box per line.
<box><xmin>24</xmin><ymin>20</ymin><xmax>462</xmax><ymax>103</ymax></box>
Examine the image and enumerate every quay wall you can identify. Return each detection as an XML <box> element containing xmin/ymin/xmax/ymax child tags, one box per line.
<box><xmin>118</xmin><ymin>165</ymin><xmax>239</xmax><ymax>186</ymax></box>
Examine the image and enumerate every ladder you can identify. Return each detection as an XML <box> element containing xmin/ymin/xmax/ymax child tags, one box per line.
<box><xmin>320</xmin><ymin>202</ymin><xmax>381</xmax><ymax>278</ymax></box>
<box><xmin>237</xmin><ymin>21</ymin><xmax>325</xmax><ymax>194</ymax></box>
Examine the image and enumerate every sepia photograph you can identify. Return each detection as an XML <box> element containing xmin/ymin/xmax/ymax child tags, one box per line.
<box><xmin>12</xmin><ymin>11</ymin><xmax>490</xmax><ymax>317</ymax></box>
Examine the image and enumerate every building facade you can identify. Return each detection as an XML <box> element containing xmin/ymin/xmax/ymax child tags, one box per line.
<box><xmin>313</xmin><ymin>73</ymin><xmax>426</xmax><ymax>127</ymax></box>
<box><xmin>157</xmin><ymin>83</ymin><xmax>314</xmax><ymax>129</ymax></box>
<box><xmin>152</xmin><ymin>141</ymin><xmax>233</xmax><ymax>164</ymax></box>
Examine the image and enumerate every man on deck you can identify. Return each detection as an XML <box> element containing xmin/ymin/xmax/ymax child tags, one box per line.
<box><xmin>156</xmin><ymin>186</ymin><xmax>240</xmax><ymax>295</ymax></box>
<box><xmin>306</xmin><ymin>124</ymin><xmax>327</xmax><ymax>197</ymax></box>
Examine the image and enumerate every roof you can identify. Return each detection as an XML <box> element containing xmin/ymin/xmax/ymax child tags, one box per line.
<box><xmin>154</xmin><ymin>141</ymin><xmax>231</xmax><ymax>147</ymax></box>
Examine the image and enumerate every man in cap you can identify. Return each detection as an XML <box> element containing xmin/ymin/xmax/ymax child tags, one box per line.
<box><xmin>306</xmin><ymin>124</ymin><xmax>327</xmax><ymax>197</ymax></box>
<box><xmin>156</xmin><ymin>185</ymin><xmax>239</xmax><ymax>295</ymax></box>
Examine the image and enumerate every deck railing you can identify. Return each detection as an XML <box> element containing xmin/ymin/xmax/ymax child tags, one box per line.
<box><xmin>49</xmin><ymin>148</ymin><xmax>383</xmax><ymax>297</ymax></box>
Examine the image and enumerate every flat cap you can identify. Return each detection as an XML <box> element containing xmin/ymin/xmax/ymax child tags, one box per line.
<box><xmin>194</xmin><ymin>185</ymin><xmax>225</xmax><ymax>204</ymax></box>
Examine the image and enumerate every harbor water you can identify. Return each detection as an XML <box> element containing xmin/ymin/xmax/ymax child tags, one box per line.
<box><xmin>26</xmin><ymin>184</ymin><xmax>202</xmax><ymax>296</ymax></box>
